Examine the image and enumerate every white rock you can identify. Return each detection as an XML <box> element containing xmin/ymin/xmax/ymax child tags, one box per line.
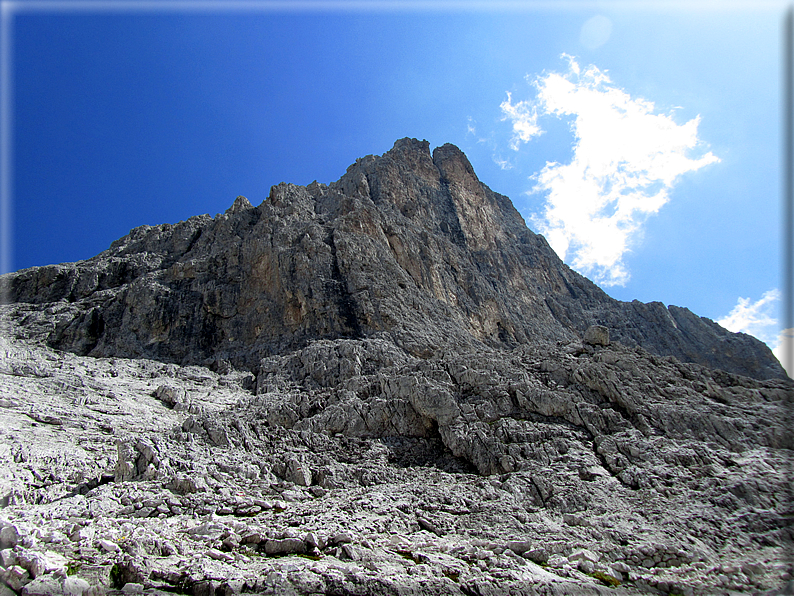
<box><xmin>607</xmin><ymin>568</ymin><xmax>624</xmax><ymax>582</ymax></box>
<box><xmin>98</xmin><ymin>539</ymin><xmax>119</xmax><ymax>552</ymax></box>
<box><xmin>569</xmin><ymin>548</ymin><xmax>600</xmax><ymax>564</ymax></box>
<box><xmin>63</xmin><ymin>576</ymin><xmax>91</xmax><ymax>596</ymax></box>
<box><xmin>207</xmin><ymin>548</ymin><xmax>234</xmax><ymax>562</ymax></box>
<box><xmin>612</xmin><ymin>561</ymin><xmax>630</xmax><ymax>573</ymax></box>
<box><xmin>43</xmin><ymin>551</ymin><xmax>68</xmax><ymax>575</ymax></box>
<box><xmin>547</xmin><ymin>555</ymin><xmax>568</xmax><ymax>568</ymax></box>
<box><xmin>331</xmin><ymin>532</ymin><xmax>353</xmax><ymax>545</ymax></box>
<box><xmin>264</xmin><ymin>538</ymin><xmax>306</xmax><ymax>556</ymax></box>
<box><xmin>303</xmin><ymin>532</ymin><xmax>323</xmax><ymax>549</ymax></box>
<box><xmin>16</xmin><ymin>550</ymin><xmax>46</xmax><ymax>578</ymax></box>
<box><xmin>2</xmin><ymin>565</ymin><xmax>30</xmax><ymax>591</ymax></box>
<box><xmin>286</xmin><ymin>457</ymin><xmax>312</xmax><ymax>486</ymax></box>
<box><xmin>19</xmin><ymin>574</ymin><xmax>64</xmax><ymax>595</ymax></box>
<box><xmin>0</xmin><ymin>524</ymin><xmax>20</xmax><ymax>549</ymax></box>
<box><xmin>40</xmin><ymin>531</ymin><xmax>67</xmax><ymax>544</ymax></box>
<box><xmin>506</xmin><ymin>540</ymin><xmax>533</xmax><ymax>555</ymax></box>
<box><xmin>0</xmin><ymin>548</ymin><xmax>15</xmax><ymax>568</ymax></box>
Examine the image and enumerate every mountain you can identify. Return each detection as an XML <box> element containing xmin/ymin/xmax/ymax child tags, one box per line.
<box><xmin>2</xmin><ymin>138</ymin><xmax>786</xmax><ymax>381</ymax></box>
<box><xmin>0</xmin><ymin>139</ymin><xmax>791</xmax><ymax>596</ymax></box>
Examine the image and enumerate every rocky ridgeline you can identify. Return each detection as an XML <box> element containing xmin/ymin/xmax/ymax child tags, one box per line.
<box><xmin>0</xmin><ymin>139</ymin><xmax>792</xmax><ymax>595</ymax></box>
<box><xmin>2</xmin><ymin>138</ymin><xmax>786</xmax><ymax>381</ymax></box>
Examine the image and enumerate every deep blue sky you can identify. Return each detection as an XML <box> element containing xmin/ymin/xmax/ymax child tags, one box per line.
<box><xmin>4</xmin><ymin>2</ymin><xmax>789</xmax><ymax>358</ymax></box>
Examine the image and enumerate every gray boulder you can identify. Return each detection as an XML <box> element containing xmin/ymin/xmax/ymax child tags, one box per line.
<box><xmin>584</xmin><ymin>325</ymin><xmax>610</xmax><ymax>346</ymax></box>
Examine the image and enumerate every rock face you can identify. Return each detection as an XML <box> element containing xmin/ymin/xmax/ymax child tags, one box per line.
<box><xmin>0</xmin><ymin>138</ymin><xmax>792</xmax><ymax>596</ymax></box>
<box><xmin>1</xmin><ymin>138</ymin><xmax>785</xmax><ymax>380</ymax></box>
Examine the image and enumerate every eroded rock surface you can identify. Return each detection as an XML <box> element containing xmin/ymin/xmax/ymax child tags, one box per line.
<box><xmin>0</xmin><ymin>317</ymin><xmax>791</xmax><ymax>595</ymax></box>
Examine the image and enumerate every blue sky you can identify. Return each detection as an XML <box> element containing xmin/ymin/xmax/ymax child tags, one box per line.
<box><xmin>2</xmin><ymin>1</ymin><xmax>790</xmax><ymax>369</ymax></box>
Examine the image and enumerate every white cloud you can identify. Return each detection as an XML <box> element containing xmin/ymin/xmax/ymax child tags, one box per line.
<box><xmin>717</xmin><ymin>289</ymin><xmax>791</xmax><ymax>376</ymax></box>
<box><xmin>466</xmin><ymin>116</ymin><xmax>476</xmax><ymax>136</ymax></box>
<box><xmin>499</xmin><ymin>92</ymin><xmax>542</xmax><ymax>151</ymax></box>
<box><xmin>492</xmin><ymin>155</ymin><xmax>512</xmax><ymax>170</ymax></box>
<box><xmin>501</xmin><ymin>56</ymin><xmax>720</xmax><ymax>286</ymax></box>
<box><xmin>717</xmin><ymin>289</ymin><xmax>781</xmax><ymax>340</ymax></box>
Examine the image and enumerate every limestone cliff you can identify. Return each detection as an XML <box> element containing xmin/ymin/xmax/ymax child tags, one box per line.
<box><xmin>2</xmin><ymin>138</ymin><xmax>786</xmax><ymax>381</ymax></box>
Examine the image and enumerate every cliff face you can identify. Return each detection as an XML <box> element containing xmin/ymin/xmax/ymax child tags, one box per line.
<box><xmin>2</xmin><ymin>138</ymin><xmax>786</xmax><ymax>380</ymax></box>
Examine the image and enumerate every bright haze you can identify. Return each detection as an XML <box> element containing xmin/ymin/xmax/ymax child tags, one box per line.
<box><xmin>5</xmin><ymin>2</ymin><xmax>789</xmax><ymax>371</ymax></box>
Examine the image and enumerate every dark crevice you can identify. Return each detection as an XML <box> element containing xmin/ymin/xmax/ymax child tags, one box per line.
<box><xmin>325</xmin><ymin>230</ymin><xmax>363</xmax><ymax>339</ymax></box>
<box><xmin>383</xmin><ymin>433</ymin><xmax>477</xmax><ymax>474</ymax></box>
<box><xmin>435</xmin><ymin>181</ymin><xmax>467</xmax><ymax>248</ymax></box>
<box><xmin>84</xmin><ymin>308</ymin><xmax>105</xmax><ymax>353</ymax></box>
<box><xmin>70</xmin><ymin>472</ymin><xmax>115</xmax><ymax>497</ymax></box>
<box><xmin>182</xmin><ymin>227</ymin><xmax>203</xmax><ymax>258</ymax></box>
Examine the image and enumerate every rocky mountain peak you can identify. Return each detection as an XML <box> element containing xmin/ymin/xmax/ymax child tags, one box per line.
<box><xmin>331</xmin><ymin>138</ymin><xmax>520</xmax><ymax>253</ymax></box>
<box><xmin>226</xmin><ymin>194</ymin><xmax>253</xmax><ymax>215</ymax></box>
<box><xmin>0</xmin><ymin>138</ymin><xmax>786</xmax><ymax>381</ymax></box>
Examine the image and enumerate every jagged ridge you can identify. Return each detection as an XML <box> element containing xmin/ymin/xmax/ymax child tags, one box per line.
<box><xmin>1</xmin><ymin>138</ymin><xmax>786</xmax><ymax>381</ymax></box>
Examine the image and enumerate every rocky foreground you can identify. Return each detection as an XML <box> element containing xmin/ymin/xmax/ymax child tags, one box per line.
<box><xmin>0</xmin><ymin>309</ymin><xmax>792</xmax><ymax>595</ymax></box>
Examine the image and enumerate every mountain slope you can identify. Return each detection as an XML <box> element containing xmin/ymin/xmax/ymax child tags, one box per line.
<box><xmin>2</xmin><ymin>137</ymin><xmax>786</xmax><ymax>381</ymax></box>
<box><xmin>0</xmin><ymin>139</ymin><xmax>792</xmax><ymax>595</ymax></box>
